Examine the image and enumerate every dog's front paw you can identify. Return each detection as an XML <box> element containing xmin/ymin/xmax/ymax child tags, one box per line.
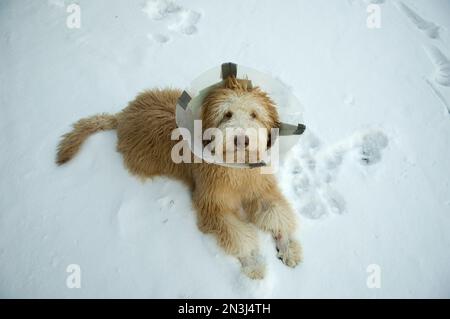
<box><xmin>239</xmin><ymin>252</ymin><xmax>266</xmax><ymax>280</ymax></box>
<box><xmin>276</xmin><ymin>237</ymin><xmax>302</xmax><ymax>268</ymax></box>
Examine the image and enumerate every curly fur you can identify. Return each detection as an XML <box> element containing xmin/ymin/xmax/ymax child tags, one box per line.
<box><xmin>56</xmin><ymin>77</ymin><xmax>302</xmax><ymax>279</ymax></box>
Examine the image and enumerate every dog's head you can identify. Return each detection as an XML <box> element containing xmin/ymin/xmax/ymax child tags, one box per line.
<box><xmin>201</xmin><ymin>76</ymin><xmax>280</xmax><ymax>164</ymax></box>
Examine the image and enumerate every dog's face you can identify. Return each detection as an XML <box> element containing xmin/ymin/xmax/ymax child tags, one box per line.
<box><xmin>201</xmin><ymin>76</ymin><xmax>280</xmax><ymax>164</ymax></box>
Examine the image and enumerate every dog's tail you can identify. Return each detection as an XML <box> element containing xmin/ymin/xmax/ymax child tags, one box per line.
<box><xmin>56</xmin><ymin>113</ymin><xmax>118</xmax><ymax>165</ymax></box>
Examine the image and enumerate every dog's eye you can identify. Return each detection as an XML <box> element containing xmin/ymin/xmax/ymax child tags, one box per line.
<box><xmin>250</xmin><ymin>112</ymin><xmax>257</xmax><ymax>119</ymax></box>
<box><xmin>224</xmin><ymin>111</ymin><xmax>233</xmax><ymax>119</ymax></box>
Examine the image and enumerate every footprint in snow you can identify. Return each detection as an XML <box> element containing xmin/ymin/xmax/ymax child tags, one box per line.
<box><xmin>143</xmin><ymin>0</ymin><xmax>201</xmax><ymax>44</ymax></box>
<box><xmin>284</xmin><ymin>130</ymin><xmax>388</xmax><ymax>220</ymax></box>
<box><xmin>396</xmin><ymin>1</ymin><xmax>440</xmax><ymax>39</ymax></box>
<box><xmin>147</xmin><ymin>33</ymin><xmax>171</xmax><ymax>44</ymax></box>
<box><xmin>424</xmin><ymin>46</ymin><xmax>450</xmax><ymax>87</ymax></box>
<box><xmin>357</xmin><ymin>130</ymin><xmax>389</xmax><ymax>166</ymax></box>
<box><xmin>423</xmin><ymin>46</ymin><xmax>450</xmax><ymax>114</ymax></box>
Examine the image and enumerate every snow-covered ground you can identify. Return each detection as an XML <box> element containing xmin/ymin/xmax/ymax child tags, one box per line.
<box><xmin>1</xmin><ymin>0</ymin><xmax>450</xmax><ymax>298</ymax></box>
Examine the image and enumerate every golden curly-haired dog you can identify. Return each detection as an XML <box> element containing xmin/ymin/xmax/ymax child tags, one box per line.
<box><xmin>56</xmin><ymin>76</ymin><xmax>301</xmax><ymax>279</ymax></box>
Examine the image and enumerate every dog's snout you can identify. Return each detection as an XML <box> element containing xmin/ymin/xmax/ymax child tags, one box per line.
<box><xmin>234</xmin><ymin>135</ymin><xmax>249</xmax><ymax>148</ymax></box>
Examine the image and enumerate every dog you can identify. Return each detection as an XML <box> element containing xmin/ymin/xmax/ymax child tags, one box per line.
<box><xmin>56</xmin><ymin>76</ymin><xmax>302</xmax><ymax>279</ymax></box>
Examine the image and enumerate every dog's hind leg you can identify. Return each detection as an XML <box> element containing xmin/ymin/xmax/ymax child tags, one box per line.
<box><xmin>246</xmin><ymin>189</ymin><xmax>302</xmax><ymax>268</ymax></box>
<box><xmin>194</xmin><ymin>195</ymin><xmax>266</xmax><ymax>279</ymax></box>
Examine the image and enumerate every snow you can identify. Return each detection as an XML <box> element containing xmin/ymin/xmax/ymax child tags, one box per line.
<box><xmin>425</xmin><ymin>45</ymin><xmax>450</xmax><ymax>87</ymax></box>
<box><xmin>1</xmin><ymin>0</ymin><xmax>450</xmax><ymax>298</ymax></box>
<box><xmin>142</xmin><ymin>0</ymin><xmax>201</xmax><ymax>36</ymax></box>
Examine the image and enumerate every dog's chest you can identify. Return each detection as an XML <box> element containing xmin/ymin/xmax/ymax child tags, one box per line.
<box><xmin>225</xmin><ymin>170</ymin><xmax>266</xmax><ymax>197</ymax></box>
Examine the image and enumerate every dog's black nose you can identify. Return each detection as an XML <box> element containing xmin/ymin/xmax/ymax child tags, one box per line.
<box><xmin>234</xmin><ymin>135</ymin><xmax>249</xmax><ymax>148</ymax></box>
